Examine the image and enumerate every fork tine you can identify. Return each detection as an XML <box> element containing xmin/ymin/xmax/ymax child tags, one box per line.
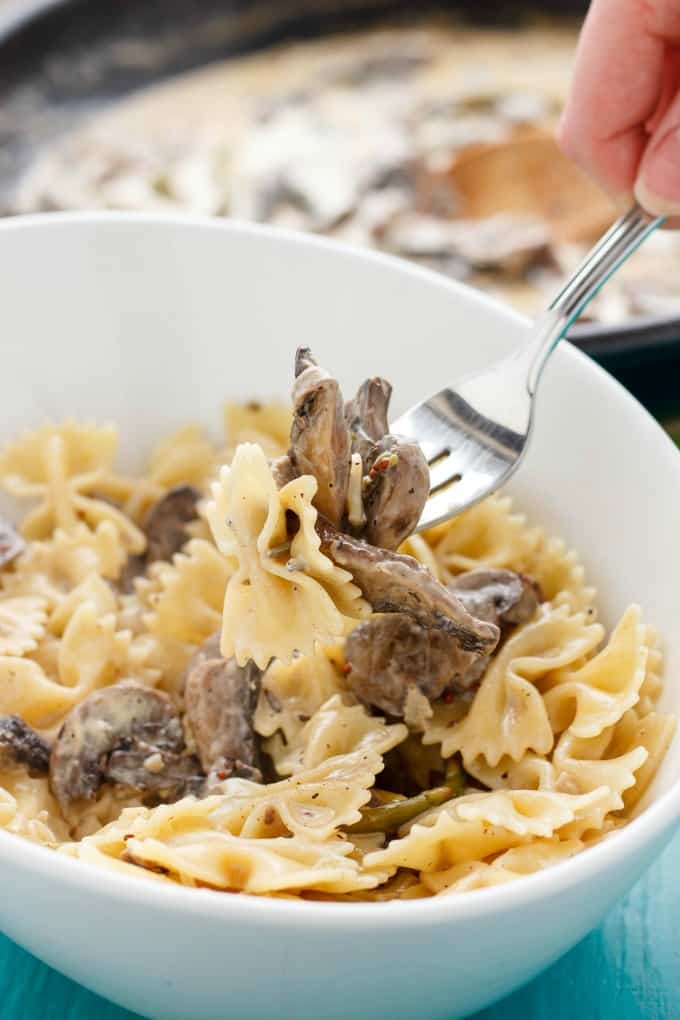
<box><xmin>427</xmin><ymin>451</ymin><xmax>463</xmax><ymax>493</ymax></box>
<box><xmin>418</xmin><ymin>472</ymin><xmax>489</xmax><ymax>531</ymax></box>
<box><xmin>427</xmin><ymin>448</ymin><xmax>450</xmax><ymax>467</ymax></box>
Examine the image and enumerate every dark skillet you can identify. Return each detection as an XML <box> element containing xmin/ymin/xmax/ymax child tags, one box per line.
<box><xmin>1</xmin><ymin>0</ymin><xmax>679</xmax><ymax>423</ymax></box>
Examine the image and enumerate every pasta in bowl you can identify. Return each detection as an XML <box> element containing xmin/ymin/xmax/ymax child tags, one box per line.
<box><xmin>1</xmin><ymin>346</ymin><xmax>671</xmax><ymax>901</ymax></box>
<box><xmin>0</xmin><ymin>213</ymin><xmax>679</xmax><ymax>1020</ymax></box>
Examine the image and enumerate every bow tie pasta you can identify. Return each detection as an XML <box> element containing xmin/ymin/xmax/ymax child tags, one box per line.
<box><xmin>0</xmin><ymin>361</ymin><xmax>674</xmax><ymax>901</ymax></box>
<box><xmin>206</xmin><ymin>443</ymin><xmax>369</xmax><ymax>669</ymax></box>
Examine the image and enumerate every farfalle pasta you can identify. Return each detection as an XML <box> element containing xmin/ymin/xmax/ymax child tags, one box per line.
<box><xmin>0</xmin><ymin>771</ymin><xmax>69</xmax><ymax>846</ymax></box>
<box><xmin>223</xmin><ymin>401</ymin><xmax>292</xmax><ymax>461</ymax></box>
<box><xmin>0</xmin><ymin>602</ymin><xmax>144</xmax><ymax>729</ymax></box>
<box><xmin>0</xmin><ymin>596</ymin><xmax>47</xmax><ymax>656</ymax></box>
<box><xmin>63</xmin><ymin>751</ymin><xmax>394</xmax><ymax>894</ymax></box>
<box><xmin>542</xmin><ymin>605</ymin><xmax>647</xmax><ymax>739</ymax></box>
<box><xmin>253</xmin><ymin>645</ymin><xmax>346</xmax><ymax>750</ymax></box>
<box><xmin>423</xmin><ymin>606</ymin><xmax>604</xmax><ymax>768</ymax></box>
<box><xmin>124</xmin><ymin>424</ymin><xmax>218</xmax><ymax>523</ymax></box>
<box><xmin>48</xmin><ymin>573</ymin><xmax>117</xmax><ymax>636</ymax></box>
<box><xmin>0</xmin><ymin>351</ymin><xmax>674</xmax><ymax>900</ymax></box>
<box><xmin>420</xmin><ymin>839</ymin><xmax>584</xmax><ymax>895</ymax></box>
<box><xmin>364</xmin><ymin>787</ymin><xmax>614</xmax><ymax>873</ymax></box>
<box><xmin>206</xmin><ymin>443</ymin><xmax>368</xmax><ymax>668</ymax></box>
<box><xmin>270</xmin><ymin>694</ymin><xmax>407</xmax><ymax>776</ymax></box>
<box><xmin>0</xmin><ymin>421</ymin><xmax>145</xmax><ymax>552</ymax></box>
<box><xmin>144</xmin><ymin>539</ymin><xmax>231</xmax><ymax>646</ymax></box>
<box><xmin>1</xmin><ymin>521</ymin><xmax>127</xmax><ymax>606</ymax></box>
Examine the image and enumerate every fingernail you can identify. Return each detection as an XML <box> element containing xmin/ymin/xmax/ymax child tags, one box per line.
<box><xmin>636</xmin><ymin>129</ymin><xmax>680</xmax><ymax>216</ymax></box>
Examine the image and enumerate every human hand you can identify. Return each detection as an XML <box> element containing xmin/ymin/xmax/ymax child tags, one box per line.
<box><xmin>559</xmin><ymin>0</ymin><xmax>680</xmax><ymax>218</ymax></box>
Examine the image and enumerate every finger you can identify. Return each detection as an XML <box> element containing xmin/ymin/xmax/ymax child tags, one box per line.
<box><xmin>636</xmin><ymin>78</ymin><xmax>680</xmax><ymax>215</ymax></box>
<box><xmin>644</xmin><ymin>47</ymin><xmax>680</xmax><ymax>136</ymax></box>
<box><xmin>559</xmin><ymin>0</ymin><xmax>680</xmax><ymax>198</ymax></box>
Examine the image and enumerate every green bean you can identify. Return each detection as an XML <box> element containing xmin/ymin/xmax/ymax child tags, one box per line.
<box><xmin>346</xmin><ymin>786</ymin><xmax>454</xmax><ymax>834</ymax></box>
<box><xmin>347</xmin><ymin>758</ymin><xmax>466</xmax><ymax>835</ymax></box>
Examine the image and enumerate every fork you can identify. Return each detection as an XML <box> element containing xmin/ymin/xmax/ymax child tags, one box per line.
<box><xmin>391</xmin><ymin>203</ymin><xmax>665</xmax><ymax>533</ymax></box>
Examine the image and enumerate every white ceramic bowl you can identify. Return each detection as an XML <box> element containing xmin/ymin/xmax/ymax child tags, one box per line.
<box><xmin>1</xmin><ymin>213</ymin><xmax>679</xmax><ymax>1020</ymax></box>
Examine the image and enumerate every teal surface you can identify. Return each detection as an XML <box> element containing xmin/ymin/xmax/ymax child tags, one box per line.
<box><xmin>2</xmin><ymin>829</ymin><xmax>679</xmax><ymax>1020</ymax></box>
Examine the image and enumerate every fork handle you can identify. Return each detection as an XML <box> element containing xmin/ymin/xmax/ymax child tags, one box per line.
<box><xmin>525</xmin><ymin>203</ymin><xmax>664</xmax><ymax>395</ymax></box>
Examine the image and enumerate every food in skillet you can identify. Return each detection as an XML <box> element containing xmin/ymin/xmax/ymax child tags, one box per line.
<box><xmin>10</xmin><ymin>24</ymin><xmax>680</xmax><ymax>323</ymax></box>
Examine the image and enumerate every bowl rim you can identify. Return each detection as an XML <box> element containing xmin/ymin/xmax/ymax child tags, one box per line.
<box><xmin>0</xmin><ymin>209</ymin><xmax>679</xmax><ymax>927</ymax></box>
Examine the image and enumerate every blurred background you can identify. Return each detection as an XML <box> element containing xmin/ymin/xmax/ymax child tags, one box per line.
<box><xmin>1</xmin><ymin>0</ymin><xmax>678</xmax><ymax>438</ymax></box>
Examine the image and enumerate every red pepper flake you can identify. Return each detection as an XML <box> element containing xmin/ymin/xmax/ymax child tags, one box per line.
<box><xmin>216</xmin><ymin>770</ymin><xmax>228</xmax><ymax>781</ymax></box>
<box><xmin>123</xmin><ymin>833</ymin><xmax>134</xmax><ymax>840</ymax></box>
<box><xmin>443</xmin><ymin>691</ymin><xmax>456</xmax><ymax>704</ymax></box>
<box><xmin>343</xmin><ymin>663</ymin><xmax>352</xmax><ymax>675</ymax></box>
<box><xmin>368</xmin><ymin>455</ymin><xmax>393</xmax><ymax>480</ymax></box>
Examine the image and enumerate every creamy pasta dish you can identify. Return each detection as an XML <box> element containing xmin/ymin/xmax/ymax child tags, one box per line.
<box><xmin>12</xmin><ymin>23</ymin><xmax>680</xmax><ymax>323</ymax></box>
<box><xmin>0</xmin><ymin>351</ymin><xmax>674</xmax><ymax>900</ymax></box>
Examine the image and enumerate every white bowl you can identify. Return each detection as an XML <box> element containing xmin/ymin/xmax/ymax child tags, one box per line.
<box><xmin>1</xmin><ymin>213</ymin><xmax>679</xmax><ymax>1020</ymax></box>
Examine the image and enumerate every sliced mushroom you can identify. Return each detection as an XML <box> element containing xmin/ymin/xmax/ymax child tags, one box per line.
<box><xmin>344</xmin><ymin>377</ymin><xmax>429</xmax><ymax>548</ymax></box>
<box><xmin>50</xmin><ymin>680</ymin><xmax>203</xmax><ymax>809</ymax></box>
<box><xmin>450</xmin><ymin>568</ymin><xmax>541</xmax><ymax>628</ymax></box>
<box><xmin>184</xmin><ymin>657</ymin><xmax>262</xmax><ymax>785</ymax></box>
<box><xmin>0</xmin><ymin>716</ymin><xmax>50</xmax><ymax>774</ymax></box>
<box><xmin>0</xmin><ymin>518</ymin><xmax>25</xmax><ymax>569</ymax></box>
<box><xmin>106</xmin><ymin>749</ymin><xmax>204</xmax><ymax>797</ymax></box>
<box><xmin>317</xmin><ymin>518</ymin><xmax>499</xmax><ymax>653</ymax></box>
<box><xmin>361</xmin><ymin>437</ymin><xmax>429</xmax><ymax>550</ymax></box>
<box><xmin>270</xmin><ymin>454</ymin><xmax>297</xmax><ymax>489</ymax></box>
<box><xmin>144</xmin><ymin>484</ymin><xmax>201</xmax><ymax>563</ymax></box>
<box><xmin>186</xmin><ymin>631</ymin><xmax>222</xmax><ymax>674</ymax></box>
<box><xmin>381</xmin><ymin>212</ymin><xmax>553</xmax><ymax>277</ymax></box>
<box><xmin>120</xmin><ymin>483</ymin><xmax>201</xmax><ymax>591</ymax></box>
<box><xmin>345</xmin><ymin>377</ymin><xmax>392</xmax><ymax>464</ymax></box>
<box><xmin>344</xmin><ymin>568</ymin><xmax>541</xmax><ymax>718</ymax></box>
<box><xmin>344</xmin><ymin>613</ymin><xmax>487</xmax><ymax>717</ymax></box>
<box><xmin>118</xmin><ymin>554</ymin><xmax>147</xmax><ymax>593</ymax></box>
<box><xmin>290</xmin><ymin>347</ymin><xmax>351</xmax><ymax>527</ymax></box>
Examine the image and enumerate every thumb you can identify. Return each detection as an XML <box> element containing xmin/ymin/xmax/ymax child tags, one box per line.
<box><xmin>635</xmin><ymin>90</ymin><xmax>680</xmax><ymax>216</ymax></box>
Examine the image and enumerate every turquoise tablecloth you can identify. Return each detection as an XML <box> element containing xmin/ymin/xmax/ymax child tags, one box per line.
<box><xmin>2</xmin><ymin>829</ymin><xmax>679</xmax><ymax>1020</ymax></box>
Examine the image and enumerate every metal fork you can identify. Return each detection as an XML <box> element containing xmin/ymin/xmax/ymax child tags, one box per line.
<box><xmin>391</xmin><ymin>204</ymin><xmax>665</xmax><ymax>533</ymax></box>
